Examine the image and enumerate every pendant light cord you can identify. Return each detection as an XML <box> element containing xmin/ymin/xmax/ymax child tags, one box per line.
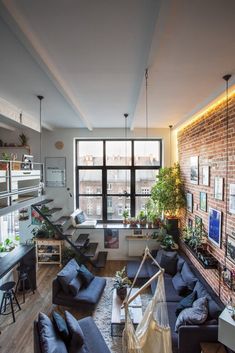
<box><xmin>222</xmin><ymin>75</ymin><xmax>231</xmax><ymax>270</ymax></box>
<box><xmin>124</xmin><ymin>113</ymin><xmax>128</xmax><ymax>208</ymax></box>
<box><xmin>145</xmin><ymin>69</ymin><xmax>149</xmax><ymax>139</ymax></box>
<box><xmin>37</xmin><ymin>95</ymin><xmax>44</xmax><ymax>165</ymax></box>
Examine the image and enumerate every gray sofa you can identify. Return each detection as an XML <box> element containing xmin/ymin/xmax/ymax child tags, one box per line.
<box><xmin>34</xmin><ymin>314</ymin><xmax>111</xmax><ymax>353</ymax></box>
<box><xmin>127</xmin><ymin>250</ymin><xmax>224</xmax><ymax>353</ymax></box>
<box><xmin>52</xmin><ymin>259</ymin><xmax>106</xmax><ymax>311</ymax></box>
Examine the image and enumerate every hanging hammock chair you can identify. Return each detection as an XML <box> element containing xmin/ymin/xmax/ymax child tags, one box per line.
<box><xmin>122</xmin><ymin>247</ymin><xmax>172</xmax><ymax>353</ymax></box>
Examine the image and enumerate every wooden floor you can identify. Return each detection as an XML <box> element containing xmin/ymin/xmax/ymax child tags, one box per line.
<box><xmin>0</xmin><ymin>260</ymin><xmax>126</xmax><ymax>353</ymax></box>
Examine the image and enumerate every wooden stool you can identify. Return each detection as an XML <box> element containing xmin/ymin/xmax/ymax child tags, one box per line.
<box><xmin>201</xmin><ymin>342</ymin><xmax>227</xmax><ymax>353</ymax></box>
<box><xmin>0</xmin><ymin>281</ymin><xmax>21</xmax><ymax>323</ymax></box>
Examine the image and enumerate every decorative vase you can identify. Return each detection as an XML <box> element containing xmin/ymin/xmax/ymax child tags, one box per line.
<box><xmin>117</xmin><ymin>287</ymin><xmax>127</xmax><ymax>301</ymax></box>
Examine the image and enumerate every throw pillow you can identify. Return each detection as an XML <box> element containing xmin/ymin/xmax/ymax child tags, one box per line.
<box><xmin>77</xmin><ymin>265</ymin><xmax>94</xmax><ymax>287</ymax></box>
<box><xmin>172</xmin><ymin>272</ymin><xmax>188</xmax><ymax>296</ymax></box>
<box><xmin>68</xmin><ymin>276</ymin><xmax>82</xmax><ymax>296</ymax></box>
<box><xmin>160</xmin><ymin>253</ymin><xmax>178</xmax><ymax>276</ymax></box>
<box><xmin>194</xmin><ymin>281</ymin><xmax>222</xmax><ymax>319</ymax></box>
<box><xmin>65</xmin><ymin>311</ymin><xmax>84</xmax><ymax>349</ymax></box>
<box><xmin>57</xmin><ymin>259</ymin><xmax>80</xmax><ymax>294</ymax></box>
<box><xmin>75</xmin><ymin>212</ymin><xmax>85</xmax><ymax>225</ymax></box>
<box><xmin>175</xmin><ymin>296</ymin><xmax>208</xmax><ymax>332</ymax></box>
<box><xmin>180</xmin><ymin>262</ymin><xmax>197</xmax><ymax>290</ymax></box>
<box><xmin>52</xmin><ymin>311</ymin><xmax>70</xmax><ymax>344</ymax></box>
<box><xmin>175</xmin><ymin>291</ymin><xmax>196</xmax><ymax>317</ymax></box>
<box><xmin>38</xmin><ymin>312</ymin><xmax>67</xmax><ymax>353</ymax></box>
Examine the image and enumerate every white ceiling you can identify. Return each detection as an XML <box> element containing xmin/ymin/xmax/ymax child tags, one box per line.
<box><xmin>0</xmin><ymin>0</ymin><xmax>235</xmax><ymax>130</ymax></box>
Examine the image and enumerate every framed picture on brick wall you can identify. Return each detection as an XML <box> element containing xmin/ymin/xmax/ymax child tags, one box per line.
<box><xmin>186</xmin><ymin>192</ymin><xmax>193</xmax><ymax>213</ymax></box>
<box><xmin>201</xmin><ymin>166</ymin><xmax>210</xmax><ymax>186</ymax></box>
<box><xmin>214</xmin><ymin>176</ymin><xmax>224</xmax><ymax>201</ymax></box>
<box><xmin>208</xmin><ymin>208</ymin><xmax>222</xmax><ymax>247</ymax></box>
<box><xmin>227</xmin><ymin>235</ymin><xmax>235</xmax><ymax>264</ymax></box>
<box><xmin>190</xmin><ymin>156</ymin><xmax>199</xmax><ymax>184</ymax></box>
<box><xmin>229</xmin><ymin>184</ymin><xmax>235</xmax><ymax>214</ymax></box>
<box><xmin>200</xmin><ymin>191</ymin><xmax>207</xmax><ymax>212</ymax></box>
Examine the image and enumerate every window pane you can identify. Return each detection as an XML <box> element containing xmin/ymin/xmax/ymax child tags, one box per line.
<box><xmin>135</xmin><ymin>196</ymin><xmax>150</xmax><ymax>217</ymax></box>
<box><xmin>79</xmin><ymin>196</ymin><xmax>102</xmax><ymax>219</ymax></box>
<box><xmin>134</xmin><ymin>141</ymin><xmax>160</xmax><ymax>166</ymax></box>
<box><xmin>135</xmin><ymin>170</ymin><xmax>158</xmax><ymax>194</ymax></box>
<box><xmin>106</xmin><ymin>141</ymin><xmax>131</xmax><ymax>166</ymax></box>
<box><xmin>79</xmin><ymin>170</ymin><xmax>102</xmax><ymax>194</ymax></box>
<box><xmin>77</xmin><ymin>141</ymin><xmax>103</xmax><ymax>166</ymax></box>
<box><xmin>107</xmin><ymin>196</ymin><xmax>130</xmax><ymax>220</ymax></box>
<box><xmin>107</xmin><ymin>169</ymin><xmax>130</xmax><ymax>194</ymax></box>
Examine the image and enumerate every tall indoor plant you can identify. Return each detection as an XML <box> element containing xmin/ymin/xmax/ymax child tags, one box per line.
<box><xmin>151</xmin><ymin>163</ymin><xmax>185</xmax><ymax>233</ymax></box>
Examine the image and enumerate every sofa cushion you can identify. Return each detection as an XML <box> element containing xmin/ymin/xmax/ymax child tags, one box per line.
<box><xmin>160</xmin><ymin>254</ymin><xmax>178</xmax><ymax>276</ymax></box>
<box><xmin>78</xmin><ymin>317</ymin><xmax>111</xmax><ymax>353</ymax></box>
<box><xmin>172</xmin><ymin>272</ymin><xmax>188</xmax><ymax>296</ymax></box>
<box><xmin>180</xmin><ymin>262</ymin><xmax>197</xmax><ymax>290</ymax></box>
<box><xmin>38</xmin><ymin>312</ymin><xmax>67</xmax><ymax>353</ymax></box>
<box><xmin>75</xmin><ymin>212</ymin><xmax>85</xmax><ymax>225</ymax></box>
<box><xmin>57</xmin><ymin>259</ymin><xmax>80</xmax><ymax>294</ymax></box>
<box><xmin>166</xmin><ymin>302</ymin><xmax>179</xmax><ymax>351</ymax></box>
<box><xmin>175</xmin><ymin>296</ymin><xmax>208</xmax><ymax>332</ymax></box>
<box><xmin>155</xmin><ymin>249</ymin><xmax>177</xmax><ymax>265</ymax></box>
<box><xmin>127</xmin><ymin>260</ymin><xmax>150</xmax><ymax>279</ymax></box>
<box><xmin>77</xmin><ymin>276</ymin><xmax>106</xmax><ymax>304</ymax></box>
<box><xmin>52</xmin><ymin>311</ymin><xmax>70</xmax><ymax>344</ymax></box>
<box><xmin>151</xmin><ymin>274</ymin><xmax>184</xmax><ymax>302</ymax></box>
<box><xmin>175</xmin><ymin>291</ymin><xmax>196</xmax><ymax>316</ymax></box>
<box><xmin>77</xmin><ymin>265</ymin><xmax>95</xmax><ymax>287</ymax></box>
<box><xmin>68</xmin><ymin>276</ymin><xmax>82</xmax><ymax>296</ymax></box>
<box><xmin>177</xmin><ymin>256</ymin><xmax>185</xmax><ymax>272</ymax></box>
<box><xmin>65</xmin><ymin>311</ymin><xmax>84</xmax><ymax>348</ymax></box>
<box><xmin>194</xmin><ymin>281</ymin><xmax>222</xmax><ymax>319</ymax></box>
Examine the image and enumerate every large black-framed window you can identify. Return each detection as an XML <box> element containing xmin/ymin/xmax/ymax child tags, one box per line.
<box><xmin>75</xmin><ymin>139</ymin><xmax>162</xmax><ymax>222</ymax></box>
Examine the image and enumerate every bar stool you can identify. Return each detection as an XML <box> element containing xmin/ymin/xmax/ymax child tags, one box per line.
<box><xmin>0</xmin><ymin>281</ymin><xmax>21</xmax><ymax>323</ymax></box>
<box><xmin>15</xmin><ymin>265</ymin><xmax>35</xmax><ymax>303</ymax></box>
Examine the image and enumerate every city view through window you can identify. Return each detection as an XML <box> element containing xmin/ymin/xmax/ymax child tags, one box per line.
<box><xmin>76</xmin><ymin>140</ymin><xmax>162</xmax><ymax>221</ymax></box>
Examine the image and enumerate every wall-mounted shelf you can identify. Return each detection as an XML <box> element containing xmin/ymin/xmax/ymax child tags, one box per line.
<box><xmin>182</xmin><ymin>241</ymin><xmax>218</xmax><ymax>270</ymax></box>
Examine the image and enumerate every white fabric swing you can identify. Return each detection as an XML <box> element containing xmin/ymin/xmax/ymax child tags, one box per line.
<box><xmin>122</xmin><ymin>247</ymin><xmax>172</xmax><ymax>353</ymax></box>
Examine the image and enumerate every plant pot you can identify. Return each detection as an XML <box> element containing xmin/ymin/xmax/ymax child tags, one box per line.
<box><xmin>123</xmin><ymin>219</ymin><xmax>128</xmax><ymax>225</ymax></box>
<box><xmin>117</xmin><ymin>287</ymin><xmax>127</xmax><ymax>301</ymax></box>
<box><xmin>0</xmin><ymin>163</ymin><xmax>8</xmax><ymax>170</ymax></box>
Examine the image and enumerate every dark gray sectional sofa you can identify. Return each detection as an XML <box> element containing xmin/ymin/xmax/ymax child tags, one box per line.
<box><xmin>127</xmin><ymin>250</ymin><xmax>224</xmax><ymax>353</ymax></box>
<box><xmin>34</xmin><ymin>314</ymin><xmax>111</xmax><ymax>353</ymax></box>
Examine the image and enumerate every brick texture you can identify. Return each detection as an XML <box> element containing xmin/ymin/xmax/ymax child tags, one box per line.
<box><xmin>178</xmin><ymin>94</ymin><xmax>235</xmax><ymax>304</ymax></box>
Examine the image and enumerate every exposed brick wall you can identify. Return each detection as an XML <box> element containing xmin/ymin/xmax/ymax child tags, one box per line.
<box><xmin>178</xmin><ymin>94</ymin><xmax>235</xmax><ymax>304</ymax></box>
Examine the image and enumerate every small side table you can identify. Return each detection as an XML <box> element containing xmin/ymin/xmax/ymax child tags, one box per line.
<box><xmin>200</xmin><ymin>342</ymin><xmax>227</xmax><ymax>353</ymax></box>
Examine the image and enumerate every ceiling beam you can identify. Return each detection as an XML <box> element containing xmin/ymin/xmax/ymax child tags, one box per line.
<box><xmin>1</xmin><ymin>0</ymin><xmax>93</xmax><ymax>131</ymax></box>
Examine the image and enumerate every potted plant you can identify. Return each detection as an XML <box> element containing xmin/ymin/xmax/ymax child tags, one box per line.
<box><xmin>137</xmin><ymin>210</ymin><xmax>147</xmax><ymax>227</ymax></box>
<box><xmin>129</xmin><ymin>217</ymin><xmax>138</xmax><ymax>227</ymax></box>
<box><xmin>152</xmin><ymin>227</ymin><xmax>178</xmax><ymax>250</ymax></box>
<box><xmin>113</xmin><ymin>267</ymin><xmax>132</xmax><ymax>301</ymax></box>
<box><xmin>31</xmin><ymin>221</ymin><xmax>55</xmax><ymax>239</ymax></box>
<box><xmin>0</xmin><ymin>152</ymin><xmax>11</xmax><ymax>170</ymax></box>
<box><xmin>122</xmin><ymin>209</ymin><xmax>129</xmax><ymax>224</ymax></box>
<box><xmin>19</xmin><ymin>133</ymin><xmax>29</xmax><ymax>147</ymax></box>
<box><xmin>151</xmin><ymin>163</ymin><xmax>185</xmax><ymax>233</ymax></box>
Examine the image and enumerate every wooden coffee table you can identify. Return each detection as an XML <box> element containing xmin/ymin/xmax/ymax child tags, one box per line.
<box><xmin>111</xmin><ymin>288</ymin><xmax>142</xmax><ymax>337</ymax></box>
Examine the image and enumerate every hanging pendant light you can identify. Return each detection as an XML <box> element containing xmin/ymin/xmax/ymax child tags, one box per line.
<box><xmin>37</xmin><ymin>95</ymin><xmax>44</xmax><ymax>164</ymax></box>
<box><xmin>221</xmin><ymin>73</ymin><xmax>231</xmax><ymax>295</ymax></box>
<box><xmin>169</xmin><ymin>125</ymin><xmax>173</xmax><ymax>167</ymax></box>
<box><xmin>145</xmin><ymin>68</ymin><xmax>149</xmax><ymax>140</ymax></box>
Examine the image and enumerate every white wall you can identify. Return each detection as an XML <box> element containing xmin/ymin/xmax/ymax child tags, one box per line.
<box><xmin>42</xmin><ymin>127</ymin><xmax>172</xmax><ymax>214</ymax></box>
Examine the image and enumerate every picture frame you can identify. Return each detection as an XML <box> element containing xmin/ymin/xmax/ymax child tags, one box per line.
<box><xmin>227</xmin><ymin>235</ymin><xmax>235</xmax><ymax>264</ymax></box>
<box><xmin>186</xmin><ymin>192</ymin><xmax>193</xmax><ymax>213</ymax></box>
<box><xmin>229</xmin><ymin>184</ymin><xmax>235</xmax><ymax>214</ymax></box>
<box><xmin>214</xmin><ymin>176</ymin><xmax>223</xmax><ymax>201</ymax></box>
<box><xmin>190</xmin><ymin>156</ymin><xmax>199</xmax><ymax>184</ymax></box>
<box><xmin>222</xmin><ymin>267</ymin><xmax>233</xmax><ymax>289</ymax></box>
<box><xmin>195</xmin><ymin>215</ymin><xmax>202</xmax><ymax>229</ymax></box>
<box><xmin>199</xmin><ymin>192</ymin><xmax>207</xmax><ymax>212</ymax></box>
<box><xmin>104</xmin><ymin>229</ymin><xmax>119</xmax><ymax>249</ymax></box>
<box><xmin>188</xmin><ymin>218</ymin><xmax>193</xmax><ymax>229</ymax></box>
<box><xmin>133</xmin><ymin>229</ymin><xmax>142</xmax><ymax>236</ymax></box>
<box><xmin>208</xmin><ymin>208</ymin><xmax>222</xmax><ymax>247</ymax></box>
<box><xmin>45</xmin><ymin>157</ymin><xmax>66</xmax><ymax>188</ymax></box>
<box><xmin>201</xmin><ymin>166</ymin><xmax>210</xmax><ymax>186</ymax></box>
